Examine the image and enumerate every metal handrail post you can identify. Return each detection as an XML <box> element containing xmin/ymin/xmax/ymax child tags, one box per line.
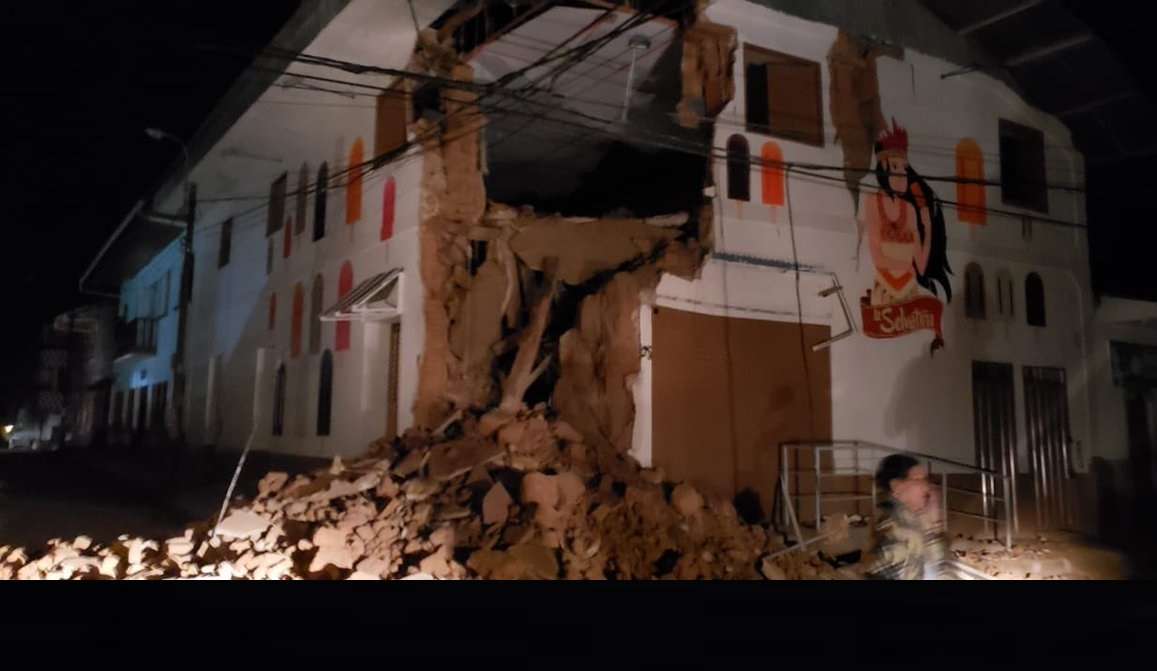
<box><xmin>814</xmin><ymin>445</ymin><xmax>821</xmax><ymax>532</ymax></box>
<box><xmin>1004</xmin><ymin>474</ymin><xmax>1013</xmax><ymax>549</ymax></box>
<box><xmin>780</xmin><ymin>443</ymin><xmax>789</xmax><ymax>533</ymax></box>
<box><xmin>942</xmin><ymin>471</ymin><xmax>950</xmax><ymax>535</ymax></box>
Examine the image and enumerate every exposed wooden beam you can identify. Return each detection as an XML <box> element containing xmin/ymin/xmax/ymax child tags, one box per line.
<box><xmin>958</xmin><ymin>0</ymin><xmax>1045</xmax><ymax>36</ymax></box>
<box><xmin>1005</xmin><ymin>33</ymin><xmax>1093</xmax><ymax>67</ymax></box>
<box><xmin>1058</xmin><ymin>91</ymin><xmax>1138</xmax><ymax>118</ymax></box>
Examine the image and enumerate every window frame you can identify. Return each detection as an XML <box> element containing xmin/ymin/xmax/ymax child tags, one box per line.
<box><xmin>743</xmin><ymin>44</ymin><xmax>825</xmax><ymax>147</ymax></box>
<box><xmin>726</xmin><ymin>134</ymin><xmax>751</xmax><ymax>202</ymax></box>
<box><xmin>999</xmin><ymin>119</ymin><xmax>1049</xmax><ymax>214</ymax></box>
<box><xmin>267</xmin><ymin>172</ymin><xmax>288</xmax><ymax>236</ymax></box>
<box><xmin>218</xmin><ymin>217</ymin><xmax>233</xmax><ymax>268</ymax></box>
<box><xmin>1025</xmin><ymin>272</ymin><xmax>1046</xmax><ymax>327</ymax></box>
<box><xmin>965</xmin><ymin>263</ymin><xmax>986</xmax><ymax>320</ymax></box>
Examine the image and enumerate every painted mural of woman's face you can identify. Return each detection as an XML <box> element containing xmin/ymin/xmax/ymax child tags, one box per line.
<box><xmin>886</xmin><ymin>155</ymin><xmax>909</xmax><ymax>195</ymax></box>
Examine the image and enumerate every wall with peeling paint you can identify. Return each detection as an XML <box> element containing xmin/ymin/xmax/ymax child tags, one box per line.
<box><xmin>633</xmin><ymin>0</ymin><xmax>1101</xmax><ymax>481</ymax></box>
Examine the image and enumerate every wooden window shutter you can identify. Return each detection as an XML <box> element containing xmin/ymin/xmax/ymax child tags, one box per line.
<box><xmin>767</xmin><ymin>52</ymin><xmax>823</xmax><ymax>145</ymax></box>
<box><xmin>956</xmin><ymin>139</ymin><xmax>987</xmax><ymax>225</ymax></box>
<box><xmin>375</xmin><ymin>86</ymin><xmax>408</xmax><ymax>166</ymax></box>
<box><xmin>310</xmin><ymin>274</ymin><xmax>324</xmax><ymax>354</ymax></box>
<box><xmin>291</xmin><ymin>283</ymin><xmax>304</xmax><ymax>358</ymax></box>
<box><xmin>267</xmin><ymin>172</ymin><xmax>287</xmax><ymax>236</ymax></box>
<box><xmin>295</xmin><ymin>163</ymin><xmax>309</xmax><ymax>235</ymax></box>
<box><xmin>313</xmin><ymin>163</ymin><xmax>329</xmax><ymax>241</ymax></box>
<box><xmin>387</xmin><ymin>321</ymin><xmax>400</xmax><ymax>438</ymax></box>
<box><xmin>336</xmin><ymin>261</ymin><xmax>353</xmax><ymax>352</ymax></box>
<box><xmin>965</xmin><ymin>263</ymin><xmax>986</xmax><ymax>320</ymax></box>
<box><xmin>760</xmin><ymin>141</ymin><xmax>785</xmax><ymax>206</ymax></box>
<box><xmin>218</xmin><ymin>218</ymin><xmax>232</xmax><ymax>268</ymax></box>
<box><xmin>346</xmin><ymin>138</ymin><xmax>365</xmax><ymax>225</ymax></box>
<box><xmin>1026</xmin><ymin>272</ymin><xmax>1046</xmax><ymax>327</ymax></box>
<box><xmin>745</xmin><ymin>61</ymin><xmax>770</xmax><ymax>132</ymax></box>
<box><xmin>726</xmin><ymin>134</ymin><xmax>750</xmax><ymax>201</ymax></box>
<box><xmin>317</xmin><ymin>351</ymin><xmax>334</xmax><ymax>436</ymax></box>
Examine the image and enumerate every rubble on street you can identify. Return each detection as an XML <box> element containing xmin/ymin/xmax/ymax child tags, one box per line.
<box><xmin>0</xmin><ymin>410</ymin><xmax>851</xmax><ymax>581</ymax></box>
<box><xmin>950</xmin><ymin>535</ymin><xmax>1082</xmax><ymax>580</ymax></box>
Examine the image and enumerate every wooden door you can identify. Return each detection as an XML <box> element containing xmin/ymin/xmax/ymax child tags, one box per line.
<box><xmin>651</xmin><ymin>307</ymin><xmax>832</xmax><ymax>521</ymax></box>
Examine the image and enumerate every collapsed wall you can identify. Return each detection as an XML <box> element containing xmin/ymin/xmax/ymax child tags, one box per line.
<box><xmin>411</xmin><ymin>9</ymin><xmax>734</xmax><ymax>468</ymax></box>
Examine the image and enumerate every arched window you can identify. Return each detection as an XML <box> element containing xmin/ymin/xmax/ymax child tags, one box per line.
<box><xmin>381</xmin><ymin>177</ymin><xmax>396</xmax><ymax>241</ymax></box>
<box><xmin>283</xmin><ymin>217</ymin><xmax>292</xmax><ymax>258</ymax></box>
<box><xmin>995</xmin><ymin>270</ymin><xmax>1014</xmax><ymax>320</ymax></box>
<box><xmin>291</xmin><ymin>283</ymin><xmax>304</xmax><ymax>358</ymax></box>
<box><xmin>313</xmin><ymin>162</ymin><xmax>329</xmax><ymax>241</ymax></box>
<box><xmin>317</xmin><ymin>350</ymin><xmax>334</xmax><ymax>436</ymax></box>
<box><xmin>296</xmin><ymin>162</ymin><xmax>309</xmax><ymax>235</ymax></box>
<box><xmin>310</xmin><ymin>274</ymin><xmax>324</xmax><ymax>354</ymax></box>
<box><xmin>1025</xmin><ymin>272</ymin><xmax>1046</xmax><ymax>327</ymax></box>
<box><xmin>268</xmin><ymin>292</ymin><xmax>277</xmax><ymax>331</ymax></box>
<box><xmin>726</xmin><ymin>134</ymin><xmax>750</xmax><ymax>201</ymax></box>
<box><xmin>956</xmin><ymin>138</ymin><xmax>986</xmax><ymax>225</ymax></box>
<box><xmin>272</xmin><ymin>364</ymin><xmax>286</xmax><ymax>437</ymax></box>
<box><xmin>336</xmin><ymin>261</ymin><xmax>353</xmax><ymax>351</ymax></box>
<box><xmin>347</xmin><ymin>138</ymin><xmax>365</xmax><ymax>225</ymax></box>
<box><xmin>965</xmin><ymin>263</ymin><xmax>986</xmax><ymax>320</ymax></box>
<box><xmin>760</xmin><ymin>141</ymin><xmax>785</xmax><ymax>206</ymax></box>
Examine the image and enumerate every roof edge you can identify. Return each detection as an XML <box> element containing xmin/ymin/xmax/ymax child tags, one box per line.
<box><xmin>154</xmin><ymin>0</ymin><xmax>354</xmax><ymax>207</ymax></box>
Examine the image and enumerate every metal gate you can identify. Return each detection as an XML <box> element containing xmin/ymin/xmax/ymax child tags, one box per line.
<box><xmin>1023</xmin><ymin>366</ymin><xmax>1075</xmax><ymax>530</ymax></box>
<box><xmin>972</xmin><ymin>362</ymin><xmax>1019</xmax><ymax>537</ymax></box>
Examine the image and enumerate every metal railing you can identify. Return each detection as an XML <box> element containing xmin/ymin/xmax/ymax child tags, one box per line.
<box><xmin>777</xmin><ymin>440</ymin><xmax>1015</xmax><ymax>551</ymax></box>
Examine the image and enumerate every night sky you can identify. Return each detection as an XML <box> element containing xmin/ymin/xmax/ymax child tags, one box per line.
<box><xmin>1</xmin><ymin>2</ymin><xmax>301</xmax><ymax>415</ymax></box>
<box><xmin>0</xmin><ymin>2</ymin><xmax>1154</xmax><ymax>417</ymax></box>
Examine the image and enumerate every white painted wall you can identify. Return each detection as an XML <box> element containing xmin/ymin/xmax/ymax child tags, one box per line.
<box><xmin>113</xmin><ymin>238</ymin><xmax>183</xmax><ymax>404</ymax></box>
<box><xmin>174</xmin><ymin>0</ymin><xmax>447</xmax><ymax>457</ymax></box>
<box><xmin>634</xmin><ymin>1</ymin><xmax>1104</xmax><ymax>474</ymax></box>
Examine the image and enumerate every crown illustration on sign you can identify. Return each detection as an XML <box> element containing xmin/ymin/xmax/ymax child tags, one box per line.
<box><xmin>876</xmin><ymin>118</ymin><xmax>909</xmax><ymax>157</ymax></box>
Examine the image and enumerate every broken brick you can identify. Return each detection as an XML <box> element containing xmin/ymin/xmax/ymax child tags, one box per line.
<box><xmin>482</xmin><ymin>482</ymin><xmax>513</xmax><ymax>526</ymax></box>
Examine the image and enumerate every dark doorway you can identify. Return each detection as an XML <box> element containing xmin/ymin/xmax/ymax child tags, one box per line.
<box><xmin>971</xmin><ymin>361</ymin><xmax>1017</xmax><ymax>537</ymax></box>
<box><xmin>1023</xmin><ymin>366</ymin><xmax>1075</xmax><ymax>530</ymax></box>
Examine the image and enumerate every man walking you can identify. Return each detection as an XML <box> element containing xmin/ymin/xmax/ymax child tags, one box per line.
<box><xmin>861</xmin><ymin>454</ymin><xmax>949</xmax><ymax>580</ymax></box>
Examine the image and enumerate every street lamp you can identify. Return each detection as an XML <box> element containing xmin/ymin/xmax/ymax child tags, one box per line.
<box><xmin>145</xmin><ymin>127</ymin><xmax>191</xmax><ymax>186</ymax></box>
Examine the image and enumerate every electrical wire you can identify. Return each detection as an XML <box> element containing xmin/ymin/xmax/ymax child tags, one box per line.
<box><xmin>181</xmin><ymin>1</ymin><xmax>1085</xmax><ymax>243</ymax></box>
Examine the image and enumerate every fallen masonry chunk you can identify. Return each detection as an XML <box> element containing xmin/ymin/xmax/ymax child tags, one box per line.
<box><xmin>482</xmin><ymin>482</ymin><xmax>513</xmax><ymax>526</ymax></box>
<box><xmin>127</xmin><ymin>540</ymin><xmax>159</xmax><ymax>567</ymax></box>
<box><xmin>59</xmin><ymin>557</ymin><xmax>100</xmax><ymax>574</ymax></box>
<box><xmin>376</xmin><ymin>477</ymin><xmax>400</xmax><ymax>499</ymax></box>
<box><xmin>760</xmin><ymin>556</ymin><xmax>787</xmax><ymax>580</ymax></box>
<box><xmin>428</xmin><ymin>437</ymin><xmax>504</xmax><ymax>482</ymax></box>
<box><xmin>671</xmin><ymin>484</ymin><xmax>704</xmax><ymax>517</ymax></box>
<box><xmin>310</xmin><ymin>545</ymin><xmax>356</xmax><ymax>574</ymax></box>
<box><xmin>392</xmin><ymin>449</ymin><xmax>426</xmax><ymax>478</ymax></box>
<box><xmin>216</xmin><ymin>510</ymin><xmax>273</xmax><ymax>540</ymax></box>
<box><xmin>258</xmin><ymin>472</ymin><xmax>290</xmax><ymax>497</ymax></box>
<box><xmin>355</xmin><ymin>557</ymin><xmax>391</xmax><ymax>578</ymax></box>
<box><xmin>403</xmin><ymin>478</ymin><xmax>440</xmax><ymax>502</ymax></box>
<box><xmin>166</xmin><ymin>539</ymin><xmax>195</xmax><ymax>557</ymax></box>
<box><xmin>467</xmin><ymin>465</ymin><xmax>492</xmax><ymax>485</ymax></box>
<box><xmin>312</xmin><ymin>527</ymin><xmax>347</xmax><ymax>548</ymax></box>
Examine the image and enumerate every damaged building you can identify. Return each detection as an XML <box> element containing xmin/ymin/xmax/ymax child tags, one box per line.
<box><xmin>79</xmin><ymin>0</ymin><xmax>1157</xmax><ymax>547</ymax></box>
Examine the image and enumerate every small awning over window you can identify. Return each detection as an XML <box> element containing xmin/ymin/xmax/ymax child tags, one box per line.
<box><xmin>321</xmin><ymin>268</ymin><xmax>403</xmax><ymax>322</ymax></box>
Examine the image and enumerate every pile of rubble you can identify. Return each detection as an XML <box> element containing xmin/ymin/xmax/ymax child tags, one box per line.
<box><xmin>0</xmin><ymin>411</ymin><xmax>849</xmax><ymax>581</ymax></box>
<box><xmin>949</xmin><ymin>535</ymin><xmax>1077</xmax><ymax>580</ymax></box>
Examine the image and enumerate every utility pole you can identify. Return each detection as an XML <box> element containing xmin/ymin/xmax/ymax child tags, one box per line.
<box><xmin>173</xmin><ymin>183</ymin><xmax>196</xmax><ymax>453</ymax></box>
